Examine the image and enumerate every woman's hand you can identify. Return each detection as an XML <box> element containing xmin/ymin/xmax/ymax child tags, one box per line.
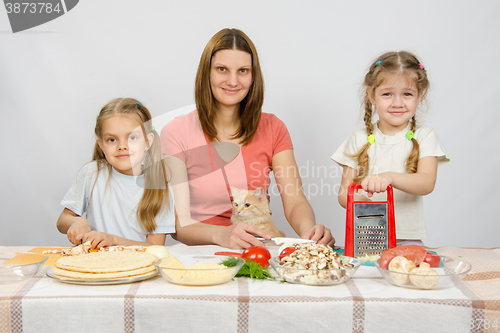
<box><xmin>215</xmin><ymin>222</ymin><xmax>270</xmax><ymax>250</ymax></box>
<box><xmin>302</xmin><ymin>224</ymin><xmax>335</xmax><ymax>246</ymax></box>
<box><xmin>81</xmin><ymin>231</ymin><xmax>115</xmax><ymax>249</ymax></box>
<box><xmin>360</xmin><ymin>173</ymin><xmax>393</xmax><ymax>197</ymax></box>
<box><xmin>66</xmin><ymin>217</ymin><xmax>92</xmax><ymax>246</ymax></box>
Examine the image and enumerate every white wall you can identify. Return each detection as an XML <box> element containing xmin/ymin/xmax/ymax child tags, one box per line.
<box><xmin>1</xmin><ymin>0</ymin><xmax>498</xmax><ymax>248</ymax></box>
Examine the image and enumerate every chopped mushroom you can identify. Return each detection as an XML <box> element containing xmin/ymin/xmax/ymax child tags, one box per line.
<box><xmin>278</xmin><ymin>243</ymin><xmax>353</xmax><ymax>284</ymax></box>
<box><xmin>69</xmin><ymin>241</ymin><xmax>92</xmax><ymax>255</ymax></box>
<box><xmin>409</xmin><ymin>262</ymin><xmax>439</xmax><ymax>289</ymax></box>
<box><xmin>388</xmin><ymin>256</ymin><xmax>416</xmax><ymax>285</ymax></box>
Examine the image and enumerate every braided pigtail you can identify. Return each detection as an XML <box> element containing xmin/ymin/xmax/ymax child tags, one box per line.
<box><xmin>405</xmin><ymin>116</ymin><xmax>419</xmax><ymax>174</ymax></box>
<box><xmin>348</xmin><ymin>93</ymin><xmax>374</xmax><ymax>183</ymax></box>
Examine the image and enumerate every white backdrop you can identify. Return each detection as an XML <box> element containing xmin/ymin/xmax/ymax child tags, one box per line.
<box><xmin>1</xmin><ymin>0</ymin><xmax>499</xmax><ymax>248</ymax></box>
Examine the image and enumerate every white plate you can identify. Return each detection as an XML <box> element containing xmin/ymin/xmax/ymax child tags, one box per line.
<box><xmin>46</xmin><ymin>267</ymin><xmax>158</xmax><ymax>285</ymax></box>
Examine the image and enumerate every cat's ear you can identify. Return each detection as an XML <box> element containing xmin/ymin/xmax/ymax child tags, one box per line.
<box><xmin>254</xmin><ymin>187</ymin><xmax>265</xmax><ymax>200</ymax></box>
<box><xmin>230</xmin><ymin>186</ymin><xmax>240</xmax><ymax>198</ymax></box>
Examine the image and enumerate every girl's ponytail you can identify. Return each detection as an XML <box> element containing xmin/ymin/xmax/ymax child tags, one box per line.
<box><xmin>137</xmin><ymin>128</ymin><xmax>170</xmax><ymax>233</ymax></box>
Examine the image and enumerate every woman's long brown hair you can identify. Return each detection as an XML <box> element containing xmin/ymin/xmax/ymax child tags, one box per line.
<box><xmin>195</xmin><ymin>28</ymin><xmax>264</xmax><ymax>145</ymax></box>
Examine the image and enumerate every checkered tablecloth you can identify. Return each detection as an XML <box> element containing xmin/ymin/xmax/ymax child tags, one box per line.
<box><xmin>1</xmin><ymin>244</ymin><xmax>499</xmax><ymax>333</ymax></box>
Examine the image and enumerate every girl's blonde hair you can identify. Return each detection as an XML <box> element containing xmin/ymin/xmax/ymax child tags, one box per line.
<box><xmin>195</xmin><ymin>28</ymin><xmax>264</xmax><ymax>145</ymax></box>
<box><xmin>352</xmin><ymin>51</ymin><xmax>429</xmax><ymax>183</ymax></box>
<box><xmin>93</xmin><ymin>98</ymin><xmax>170</xmax><ymax>233</ymax></box>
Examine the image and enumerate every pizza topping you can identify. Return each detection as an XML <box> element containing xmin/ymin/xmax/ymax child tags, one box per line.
<box><xmin>409</xmin><ymin>262</ymin><xmax>439</xmax><ymax>289</ymax></box>
<box><xmin>277</xmin><ymin>243</ymin><xmax>354</xmax><ymax>284</ymax></box>
<box><xmin>388</xmin><ymin>256</ymin><xmax>416</xmax><ymax>285</ymax></box>
<box><xmin>43</xmin><ymin>244</ymin><xmax>145</xmax><ymax>256</ymax></box>
<box><xmin>387</xmin><ymin>257</ymin><xmax>440</xmax><ymax>288</ymax></box>
<box><xmin>279</xmin><ymin>243</ymin><xmax>353</xmax><ymax>270</ymax></box>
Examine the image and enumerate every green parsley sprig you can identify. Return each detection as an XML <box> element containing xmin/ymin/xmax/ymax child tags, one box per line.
<box><xmin>221</xmin><ymin>257</ymin><xmax>274</xmax><ymax>281</ymax></box>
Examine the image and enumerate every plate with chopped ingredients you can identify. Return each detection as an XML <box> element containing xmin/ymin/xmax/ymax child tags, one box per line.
<box><xmin>153</xmin><ymin>254</ymin><xmax>245</xmax><ymax>286</ymax></box>
<box><xmin>270</xmin><ymin>243</ymin><xmax>361</xmax><ymax>285</ymax></box>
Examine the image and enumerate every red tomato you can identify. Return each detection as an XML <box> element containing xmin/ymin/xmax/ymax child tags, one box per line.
<box><xmin>422</xmin><ymin>252</ymin><xmax>441</xmax><ymax>267</ymax></box>
<box><xmin>242</xmin><ymin>246</ymin><xmax>271</xmax><ymax>267</ymax></box>
<box><xmin>279</xmin><ymin>247</ymin><xmax>298</xmax><ymax>260</ymax></box>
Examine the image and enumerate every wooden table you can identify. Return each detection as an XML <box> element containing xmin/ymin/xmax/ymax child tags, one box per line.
<box><xmin>1</xmin><ymin>244</ymin><xmax>499</xmax><ymax>333</ymax></box>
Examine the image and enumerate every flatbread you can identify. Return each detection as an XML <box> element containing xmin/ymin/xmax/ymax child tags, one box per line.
<box><xmin>54</xmin><ymin>251</ymin><xmax>157</xmax><ymax>273</ymax></box>
<box><xmin>51</xmin><ymin>264</ymin><xmax>157</xmax><ymax>280</ymax></box>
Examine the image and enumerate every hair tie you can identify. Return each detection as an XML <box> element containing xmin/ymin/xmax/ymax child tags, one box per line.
<box><xmin>376</xmin><ymin>60</ymin><xmax>382</xmax><ymax>66</ymax></box>
<box><xmin>136</xmin><ymin>103</ymin><xmax>141</xmax><ymax>109</ymax></box>
<box><xmin>151</xmin><ymin>126</ymin><xmax>155</xmax><ymax>131</ymax></box>
<box><xmin>419</xmin><ymin>63</ymin><xmax>424</xmax><ymax>70</ymax></box>
<box><xmin>406</xmin><ymin>130</ymin><xmax>414</xmax><ymax>141</ymax></box>
<box><xmin>367</xmin><ymin>134</ymin><xmax>375</xmax><ymax>144</ymax></box>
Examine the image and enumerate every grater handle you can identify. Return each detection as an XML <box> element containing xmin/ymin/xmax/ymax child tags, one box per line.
<box><xmin>347</xmin><ymin>183</ymin><xmax>394</xmax><ymax>203</ymax></box>
<box><xmin>347</xmin><ymin>183</ymin><xmax>394</xmax><ymax>207</ymax></box>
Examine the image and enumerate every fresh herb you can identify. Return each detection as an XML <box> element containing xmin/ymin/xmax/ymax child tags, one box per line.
<box><xmin>221</xmin><ymin>256</ymin><xmax>242</xmax><ymax>267</ymax></box>
<box><xmin>221</xmin><ymin>257</ymin><xmax>274</xmax><ymax>281</ymax></box>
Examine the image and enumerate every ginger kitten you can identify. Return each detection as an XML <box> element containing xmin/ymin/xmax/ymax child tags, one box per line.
<box><xmin>230</xmin><ymin>187</ymin><xmax>286</xmax><ymax>238</ymax></box>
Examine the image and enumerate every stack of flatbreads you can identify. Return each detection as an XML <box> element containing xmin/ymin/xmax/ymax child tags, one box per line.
<box><xmin>52</xmin><ymin>251</ymin><xmax>158</xmax><ymax>281</ymax></box>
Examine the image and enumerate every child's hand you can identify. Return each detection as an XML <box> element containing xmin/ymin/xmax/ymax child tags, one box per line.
<box><xmin>361</xmin><ymin>173</ymin><xmax>393</xmax><ymax>197</ymax></box>
<box><xmin>81</xmin><ymin>231</ymin><xmax>115</xmax><ymax>249</ymax></box>
<box><xmin>66</xmin><ymin>217</ymin><xmax>92</xmax><ymax>246</ymax></box>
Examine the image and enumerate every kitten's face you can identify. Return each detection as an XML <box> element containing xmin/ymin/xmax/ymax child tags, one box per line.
<box><xmin>231</xmin><ymin>187</ymin><xmax>267</xmax><ymax>220</ymax></box>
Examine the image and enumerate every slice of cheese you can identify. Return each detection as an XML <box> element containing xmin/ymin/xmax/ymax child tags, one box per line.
<box><xmin>159</xmin><ymin>254</ymin><xmax>186</xmax><ymax>281</ymax></box>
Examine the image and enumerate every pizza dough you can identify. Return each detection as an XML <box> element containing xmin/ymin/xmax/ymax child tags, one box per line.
<box><xmin>51</xmin><ymin>265</ymin><xmax>157</xmax><ymax>280</ymax></box>
<box><xmin>52</xmin><ymin>251</ymin><xmax>158</xmax><ymax>281</ymax></box>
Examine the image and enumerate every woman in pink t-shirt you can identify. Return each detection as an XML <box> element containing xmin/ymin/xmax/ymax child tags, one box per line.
<box><xmin>161</xmin><ymin>28</ymin><xmax>334</xmax><ymax>249</ymax></box>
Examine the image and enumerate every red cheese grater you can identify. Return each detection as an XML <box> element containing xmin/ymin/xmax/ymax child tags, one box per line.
<box><xmin>344</xmin><ymin>183</ymin><xmax>396</xmax><ymax>258</ymax></box>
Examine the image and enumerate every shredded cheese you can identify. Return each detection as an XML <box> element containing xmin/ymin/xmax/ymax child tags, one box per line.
<box><xmin>358</xmin><ymin>254</ymin><xmax>380</xmax><ymax>263</ymax></box>
<box><xmin>178</xmin><ymin>263</ymin><xmax>233</xmax><ymax>285</ymax></box>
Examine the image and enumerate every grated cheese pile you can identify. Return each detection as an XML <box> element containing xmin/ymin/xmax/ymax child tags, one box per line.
<box><xmin>358</xmin><ymin>253</ymin><xmax>380</xmax><ymax>263</ymax></box>
<box><xmin>165</xmin><ymin>262</ymin><xmax>235</xmax><ymax>285</ymax></box>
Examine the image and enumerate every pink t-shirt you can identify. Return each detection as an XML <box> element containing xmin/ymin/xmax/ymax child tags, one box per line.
<box><xmin>161</xmin><ymin>110</ymin><xmax>293</xmax><ymax>226</ymax></box>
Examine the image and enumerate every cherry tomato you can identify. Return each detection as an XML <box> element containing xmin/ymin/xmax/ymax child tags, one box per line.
<box><xmin>422</xmin><ymin>252</ymin><xmax>441</xmax><ymax>267</ymax></box>
<box><xmin>242</xmin><ymin>246</ymin><xmax>271</xmax><ymax>267</ymax></box>
<box><xmin>279</xmin><ymin>247</ymin><xmax>298</xmax><ymax>260</ymax></box>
